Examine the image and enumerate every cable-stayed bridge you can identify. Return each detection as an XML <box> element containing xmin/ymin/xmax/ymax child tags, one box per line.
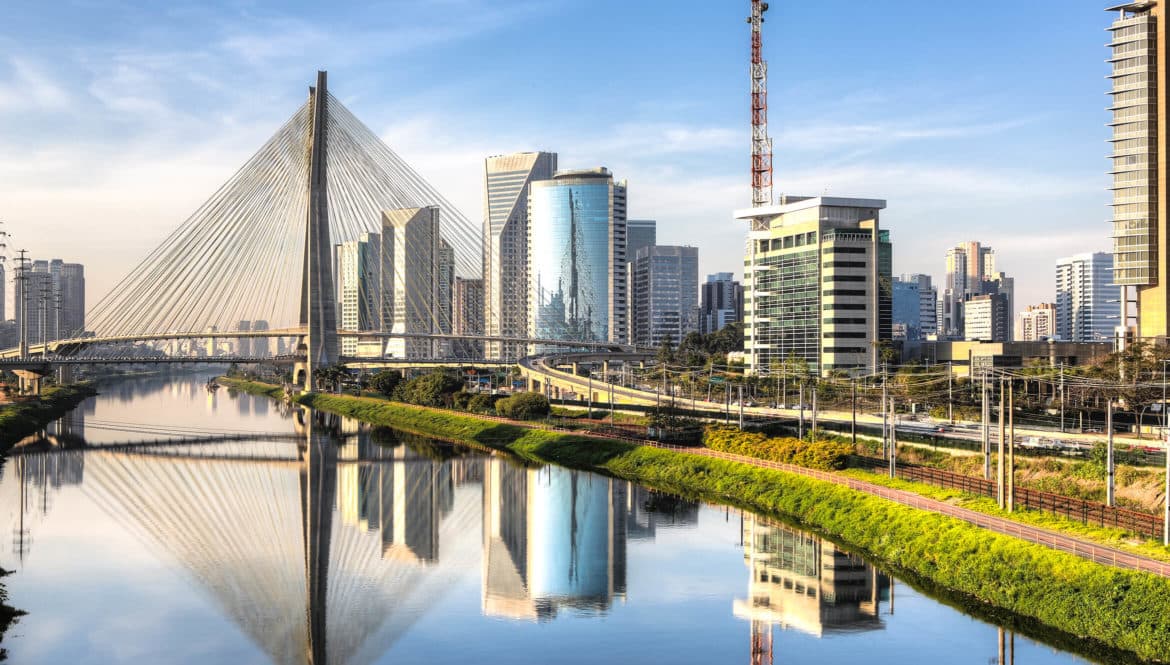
<box><xmin>1</xmin><ymin>71</ymin><xmax>634</xmax><ymax>390</ymax></box>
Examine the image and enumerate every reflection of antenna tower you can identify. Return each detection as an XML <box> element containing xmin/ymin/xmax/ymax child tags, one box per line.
<box><xmin>11</xmin><ymin>459</ymin><xmax>31</xmax><ymax>563</ymax></box>
<box><xmin>750</xmin><ymin>619</ymin><xmax>773</xmax><ymax>665</ymax></box>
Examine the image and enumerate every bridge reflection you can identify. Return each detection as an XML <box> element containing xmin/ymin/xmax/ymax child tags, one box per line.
<box><xmin>2</xmin><ymin>408</ymin><xmax>709</xmax><ymax>664</ymax></box>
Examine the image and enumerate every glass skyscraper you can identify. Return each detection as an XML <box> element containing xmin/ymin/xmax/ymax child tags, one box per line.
<box><xmin>483</xmin><ymin>152</ymin><xmax>557</xmax><ymax>360</ymax></box>
<box><xmin>528</xmin><ymin>168</ymin><xmax>628</xmax><ymax>348</ymax></box>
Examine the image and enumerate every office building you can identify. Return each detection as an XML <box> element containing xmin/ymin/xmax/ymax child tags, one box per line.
<box><xmin>1108</xmin><ymin>3</ymin><xmax>1164</xmax><ymax>339</ymax></box>
<box><xmin>963</xmin><ymin>293</ymin><xmax>1011</xmax><ymax>342</ymax></box>
<box><xmin>453</xmin><ymin>277</ymin><xmax>485</xmax><ymax>358</ymax></box>
<box><xmin>1016</xmin><ymin>303</ymin><xmax>1058</xmax><ymax>342</ymax></box>
<box><xmin>335</xmin><ymin>232</ymin><xmax>383</xmax><ymax>357</ymax></box>
<box><xmin>382</xmin><ymin>207</ymin><xmax>452</xmax><ymax>359</ymax></box>
<box><xmin>483</xmin><ymin>152</ymin><xmax>557</xmax><ymax>360</ymax></box>
<box><xmin>626</xmin><ymin>219</ymin><xmax>657</xmax><ymax>261</ymax></box>
<box><xmin>528</xmin><ymin>168</ymin><xmax>628</xmax><ymax>347</ymax></box>
<box><xmin>0</xmin><ymin>261</ymin><xmax>5</xmax><ymax>322</ymax></box>
<box><xmin>236</xmin><ymin>320</ymin><xmax>252</xmax><ymax>357</ymax></box>
<box><xmin>738</xmin><ymin>197</ymin><xmax>891</xmax><ymax>375</ymax></box>
<box><xmin>893</xmin><ymin>273</ymin><xmax>936</xmax><ymax>341</ymax></box>
<box><xmin>1056</xmin><ymin>251</ymin><xmax>1120</xmax><ymax>342</ymax></box>
<box><xmin>629</xmin><ymin>245</ymin><xmax>699</xmax><ymax>348</ymax></box>
<box><xmin>699</xmin><ymin>272</ymin><xmax>744</xmax><ymax>334</ymax></box>
<box><xmin>57</xmin><ymin>261</ymin><xmax>85</xmax><ymax>337</ymax></box>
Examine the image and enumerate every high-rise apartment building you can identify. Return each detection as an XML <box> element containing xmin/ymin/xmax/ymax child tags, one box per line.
<box><xmin>1108</xmin><ymin>4</ymin><xmax>1163</xmax><ymax>339</ymax></box>
<box><xmin>738</xmin><ymin>197</ymin><xmax>891</xmax><ymax>375</ymax></box>
<box><xmin>0</xmin><ymin>262</ymin><xmax>6</xmax><ymax>323</ymax></box>
<box><xmin>940</xmin><ymin>242</ymin><xmax>1012</xmax><ymax>339</ymax></box>
<box><xmin>483</xmin><ymin>152</ymin><xmax>557</xmax><ymax>360</ymax></box>
<box><xmin>453</xmin><ymin>277</ymin><xmax>485</xmax><ymax>359</ymax></box>
<box><xmin>528</xmin><ymin>168</ymin><xmax>628</xmax><ymax>348</ymax></box>
<box><xmin>1056</xmin><ymin>251</ymin><xmax>1120</xmax><ymax>342</ymax></box>
<box><xmin>14</xmin><ymin>258</ymin><xmax>84</xmax><ymax>345</ymax></box>
<box><xmin>699</xmin><ymin>272</ymin><xmax>744</xmax><ymax>334</ymax></box>
<box><xmin>629</xmin><ymin>245</ymin><xmax>699</xmax><ymax>348</ymax></box>
<box><xmin>383</xmin><ymin>207</ymin><xmax>452</xmax><ymax>359</ymax></box>
<box><xmin>1016</xmin><ymin>303</ymin><xmax>1058</xmax><ymax>341</ymax></box>
<box><xmin>963</xmin><ymin>293</ymin><xmax>1012</xmax><ymax>342</ymax></box>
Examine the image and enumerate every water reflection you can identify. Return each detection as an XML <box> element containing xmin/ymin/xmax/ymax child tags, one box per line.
<box><xmin>2</xmin><ymin>408</ymin><xmax>706</xmax><ymax>664</ymax></box>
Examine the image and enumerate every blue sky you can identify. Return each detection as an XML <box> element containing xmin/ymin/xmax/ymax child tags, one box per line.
<box><xmin>0</xmin><ymin>0</ymin><xmax>1113</xmax><ymax>309</ymax></box>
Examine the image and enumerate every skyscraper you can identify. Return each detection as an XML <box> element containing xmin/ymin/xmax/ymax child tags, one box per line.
<box><xmin>383</xmin><ymin>207</ymin><xmax>450</xmax><ymax>359</ymax></box>
<box><xmin>335</xmin><ymin>232</ymin><xmax>382</xmax><ymax>356</ymax></box>
<box><xmin>626</xmin><ymin>220</ymin><xmax>657</xmax><ymax>261</ymax></box>
<box><xmin>1056</xmin><ymin>252</ymin><xmax>1120</xmax><ymax>342</ymax></box>
<box><xmin>1108</xmin><ymin>3</ymin><xmax>1162</xmax><ymax>339</ymax></box>
<box><xmin>893</xmin><ymin>273</ymin><xmax>936</xmax><ymax>341</ymax></box>
<box><xmin>699</xmin><ymin>272</ymin><xmax>744</xmax><ymax>334</ymax></box>
<box><xmin>629</xmin><ymin>245</ymin><xmax>699</xmax><ymax>348</ymax></box>
<box><xmin>58</xmin><ymin>262</ymin><xmax>85</xmax><ymax>337</ymax></box>
<box><xmin>483</xmin><ymin>152</ymin><xmax>557</xmax><ymax>360</ymax></box>
<box><xmin>453</xmin><ymin>277</ymin><xmax>484</xmax><ymax>359</ymax></box>
<box><xmin>0</xmin><ymin>261</ymin><xmax>6</xmax><ymax>323</ymax></box>
<box><xmin>528</xmin><ymin>168</ymin><xmax>628</xmax><ymax>348</ymax></box>
<box><xmin>739</xmin><ymin>197</ymin><xmax>891</xmax><ymax>375</ymax></box>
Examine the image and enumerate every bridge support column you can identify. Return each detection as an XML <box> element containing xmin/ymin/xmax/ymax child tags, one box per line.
<box><xmin>14</xmin><ymin>370</ymin><xmax>44</xmax><ymax>397</ymax></box>
<box><xmin>57</xmin><ymin>365</ymin><xmax>74</xmax><ymax>385</ymax></box>
<box><xmin>571</xmin><ymin>362</ymin><xmax>580</xmax><ymax>376</ymax></box>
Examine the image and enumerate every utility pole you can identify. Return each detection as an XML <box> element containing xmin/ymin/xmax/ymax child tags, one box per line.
<box><xmin>1107</xmin><ymin>398</ymin><xmax>1116</xmax><ymax>507</ymax></box>
<box><xmin>1164</xmin><ymin>360</ymin><xmax>1170</xmax><ymax>547</ymax></box>
<box><xmin>738</xmin><ymin>384</ymin><xmax>745</xmax><ymax>430</ymax></box>
<box><xmin>947</xmin><ymin>361</ymin><xmax>953</xmax><ymax>424</ymax></box>
<box><xmin>882</xmin><ymin>369</ymin><xmax>889</xmax><ymax>456</ymax></box>
<box><xmin>1059</xmin><ymin>363</ymin><xmax>1066</xmax><ymax>434</ymax></box>
<box><xmin>851</xmin><ymin>377</ymin><xmax>857</xmax><ymax>446</ymax></box>
<box><xmin>15</xmin><ymin>250</ymin><xmax>28</xmax><ymax>359</ymax></box>
<box><xmin>587</xmin><ymin>369</ymin><xmax>593</xmax><ymax>416</ymax></box>
<box><xmin>798</xmin><ymin>380</ymin><xmax>805</xmax><ymax>439</ymax></box>
<box><xmin>889</xmin><ymin>395</ymin><xmax>897</xmax><ymax>479</ymax></box>
<box><xmin>1008</xmin><ymin>386</ymin><xmax>1015</xmax><ymax>512</ymax></box>
<box><xmin>810</xmin><ymin>380</ymin><xmax>818</xmax><ymax>440</ymax></box>
<box><xmin>981</xmin><ymin>370</ymin><xmax>991</xmax><ymax>480</ymax></box>
<box><xmin>998</xmin><ymin>376</ymin><xmax>1006</xmax><ymax>509</ymax></box>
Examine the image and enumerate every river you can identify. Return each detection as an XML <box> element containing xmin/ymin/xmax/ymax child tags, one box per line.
<box><xmin>0</xmin><ymin>373</ymin><xmax>1109</xmax><ymax>664</ymax></box>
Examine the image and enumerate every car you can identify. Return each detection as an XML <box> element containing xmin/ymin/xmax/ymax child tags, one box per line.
<box><xmin>1083</xmin><ymin>427</ymin><xmax>1103</xmax><ymax>434</ymax></box>
<box><xmin>935</xmin><ymin>425</ymin><xmax>953</xmax><ymax>433</ymax></box>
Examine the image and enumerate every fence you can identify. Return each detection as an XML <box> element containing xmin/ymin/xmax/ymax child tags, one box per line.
<box><xmin>854</xmin><ymin>456</ymin><xmax>1165</xmax><ymax>540</ymax></box>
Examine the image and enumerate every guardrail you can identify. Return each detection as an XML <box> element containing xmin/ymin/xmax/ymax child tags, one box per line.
<box><xmin>852</xmin><ymin>457</ymin><xmax>1165</xmax><ymax>541</ymax></box>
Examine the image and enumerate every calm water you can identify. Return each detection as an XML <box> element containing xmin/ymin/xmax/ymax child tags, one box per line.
<box><xmin>0</xmin><ymin>373</ymin><xmax>1106</xmax><ymax>664</ymax></box>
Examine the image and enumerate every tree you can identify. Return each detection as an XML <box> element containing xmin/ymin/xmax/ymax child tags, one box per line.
<box><xmin>395</xmin><ymin>371</ymin><xmax>464</xmax><ymax>407</ymax></box>
<box><xmin>370</xmin><ymin>370</ymin><xmax>402</xmax><ymax>396</ymax></box>
<box><xmin>467</xmin><ymin>393</ymin><xmax>496</xmax><ymax>414</ymax></box>
<box><xmin>496</xmin><ymin>392</ymin><xmax>550</xmax><ymax>420</ymax></box>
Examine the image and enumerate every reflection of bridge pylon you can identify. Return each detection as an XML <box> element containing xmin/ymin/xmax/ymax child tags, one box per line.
<box><xmin>68</xmin><ymin>409</ymin><xmax>480</xmax><ymax>665</ymax></box>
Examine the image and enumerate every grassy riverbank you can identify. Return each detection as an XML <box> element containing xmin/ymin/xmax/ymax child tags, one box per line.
<box><xmin>0</xmin><ymin>384</ymin><xmax>97</xmax><ymax>453</ymax></box>
<box><xmin>222</xmin><ymin>378</ymin><xmax>1170</xmax><ymax>663</ymax></box>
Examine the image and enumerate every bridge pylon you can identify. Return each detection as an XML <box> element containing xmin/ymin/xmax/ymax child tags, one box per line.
<box><xmin>297</xmin><ymin>71</ymin><xmax>340</xmax><ymax>390</ymax></box>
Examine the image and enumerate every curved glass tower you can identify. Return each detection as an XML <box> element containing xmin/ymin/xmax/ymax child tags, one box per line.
<box><xmin>528</xmin><ymin>168</ymin><xmax>627</xmax><ymax>348</ymax></box>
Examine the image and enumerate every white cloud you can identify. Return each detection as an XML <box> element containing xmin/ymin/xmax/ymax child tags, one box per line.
<box><xmin>0</xmin><ymin>58</ymin><xmax>71</xmax><ymax>112</ymax></box>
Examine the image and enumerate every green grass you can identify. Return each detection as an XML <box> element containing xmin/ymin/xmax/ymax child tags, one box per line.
<box><xmin>217</xmin><ymin>377</ymin><xmax>285</xmax><ymax>400</ymax></box>
<box><xmin>226</xmin><ymin>378</ymin><xmax>1170</xmax><ymax>663</ymax></box>
<box><xmin>0</xmin><ymin>384</ymin><xmax>98</xmax><ymax>451</ymax></box>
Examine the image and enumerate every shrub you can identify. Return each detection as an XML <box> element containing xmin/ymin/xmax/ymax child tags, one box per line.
<box><xmin>467</xmin><ymin>393</ymin><xmax>496</xmax><ymax>414</ymax></box>
<box><xmin>703</xmin><ymin>425</ymin><xmax>852</xmax><ymax>471</ymax></box>
<box><xmin>497</xmin><ymin>392</ymin><xmax>550</xmax><ymax>420</ymax></box>
<box><xmin>393</xmin><ymin>371</ymin><xmax>464</xmax><ymax>407</ymax></box>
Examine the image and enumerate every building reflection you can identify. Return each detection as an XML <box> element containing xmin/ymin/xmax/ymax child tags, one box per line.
<box><xmin>4</xmin><ymin>405</ymin><xmax>707</xmax><ymax>662</ymax></box>
<box><xmin>483</xmin><ymin>458</ymin><xmax>630</xmax><ymax>620</ymax></box>
<box><xmin>734</xmin><ymin>515</ymin><xmax>888</xmax><ymax>664</ymax></box>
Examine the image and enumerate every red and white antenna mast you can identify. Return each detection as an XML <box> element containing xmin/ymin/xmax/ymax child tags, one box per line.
<box><xmin>749</xmin><ymin>0</ymin><xmax>773</xmax><ymax>210</ymax></box>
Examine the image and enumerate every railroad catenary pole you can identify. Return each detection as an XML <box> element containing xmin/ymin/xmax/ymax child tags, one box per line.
<box><xmin>851</xmin><ymin>377</ymin><xmax>857</xmax><ymax>446</ymax></box>
<box><xmin>1008</xmin><ymin>385</ymin><xmax>1015</xmax><ymax>512</ymax></box>
<box><xmin>998</xmin><ymin>376</ymin><xmax>1006</xmax><ymax>509</ymax></box>
<box><xmin>1107</xmin><ymin>398</ymin><xmax>1116</xmax><ymax>507</ymax></box>
<box><xmin>981</xmin><ymin>370</ymin><xmax>991</xmax><ymax>480</ymax></box>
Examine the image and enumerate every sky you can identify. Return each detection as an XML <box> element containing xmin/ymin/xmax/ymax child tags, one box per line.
<box><xmin>0</xmin><ymin>0</ymin><xmax>1116</xmax><ymax>314</ymax></box>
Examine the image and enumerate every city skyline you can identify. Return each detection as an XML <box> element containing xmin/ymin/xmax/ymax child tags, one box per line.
<box><xmin>0</xmin><ymin>1</ymin><xmax>1114</xmax><ymax>312</ymax></box>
